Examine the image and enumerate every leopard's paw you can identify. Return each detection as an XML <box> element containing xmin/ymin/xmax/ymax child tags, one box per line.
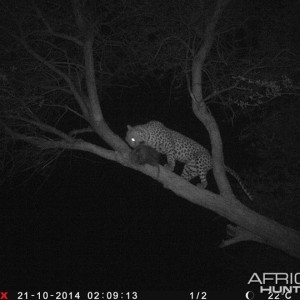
<box><xmin>196</xmin><ymin>182</ymin><xmax>207</xmax><ymax>189</ymax></box>
<box><xmin>164</xmin><ymin>163</ymin><xmax>174</xmax><ymax>172</ymax></box>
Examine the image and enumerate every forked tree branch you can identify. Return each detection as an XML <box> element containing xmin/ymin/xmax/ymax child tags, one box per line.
<box><xmin>220</xmin><ymin>224</ymin><xmax>265</xmax><ymax>247</ymax></box>
<box><xmin>189</xmin><ymin>0</ymin><xmax>234</xmax><ymax>199</ymax></box>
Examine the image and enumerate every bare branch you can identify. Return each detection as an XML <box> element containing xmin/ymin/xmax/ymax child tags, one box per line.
<box><xmin>11</xmin><ymin>117</ymin><xmax>74</xmax><ymax>142</ymax></box>
<box><xmin>32</xmin><ymin>1</ymin><xmax>83</xmax><ymax>46</ymax></box>
<box><xmin>220</xmin><ymin>224</ymin><xmax>265</xmax><ymax>247</ymax></box>
<box><xmin>0</xmin><ymin>19</ymin><xmax>90</xmax><ymax>120</ymax></box>
<box><xmin>3</xmin><ymin>124</ymin><xmax>116</xmax><ymax>163</ymax></box>
<box><xmin>19</xmin><ymin>37</ymin><xmax>88</xmax><ymax>117</ymax></box>
<box><xmin>203</xmin><ymin>62</ymin><xmax>267</xmax><ymax>102</ymax></box>
<box><xmin>192</xmin><ymin>0</ymin><xmax>231</xmax><ymax>102</ymax></box>
<box><xmin>69</xmin><ymin>127</ymin><xmax>94</xmax><ymax>137</ymax></box>
<box><xmin>43</xmin><ymin>104</ymin><xmax>87</xmax><ymax>121</ymax></box>
<box><xmin>153</xmin><ymin>36</ymin><xmax>193</xmax><ymax>61</ymax></box>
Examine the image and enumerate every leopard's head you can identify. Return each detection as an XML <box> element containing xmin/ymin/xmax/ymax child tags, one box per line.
<box><xmin>125</xmin><ymin>125</ymin><xmax>147</xmax><ymax>148</ymax></box>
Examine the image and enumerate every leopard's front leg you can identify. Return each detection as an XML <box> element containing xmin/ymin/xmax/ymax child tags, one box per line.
<box><xmin>164</xmin><ymin>150</ymin><xmax>176</xmax><ymax>171</ymax></box>
<box><xmin>163</xmin><ymin>132</ymin><xmax>176</xmax><ymax>171</ymax></box>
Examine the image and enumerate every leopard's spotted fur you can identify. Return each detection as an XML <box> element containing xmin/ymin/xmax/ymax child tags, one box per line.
<box><xmin>126</xmin><ymin>120</ymin><xmax>252</xmax><ymax>200</ymax></box>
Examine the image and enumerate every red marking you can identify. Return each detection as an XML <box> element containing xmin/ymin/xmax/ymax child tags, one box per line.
<box><xmin>0</xmin><ymin>292</ymin><xmax>8</xmax><ymax>300</ymax></box>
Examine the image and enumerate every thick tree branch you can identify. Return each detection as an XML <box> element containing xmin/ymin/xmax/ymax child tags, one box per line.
<box><xmin>72</xmin><ymin>1</ymin><xmax>129</xmax><ymax>153</ymax></box>
<box><xmin>190</xmin><ymin>0</ymin><xmax>234</xmax><ymax>199</ymax></box>
<box><xmin>84</xmin><ymin>34</ymin><xmax>103</xmax><ymax>121</ymax></box>
<box><xmin>3</xmin><ymin>111</ymin><xmax>300</xmax><ymax>258</ymax></box>
<box><xmin>121</xmin><ymin>162</ymin><xmax>300</xmax><ymax>258</ymax></box>
<box><xmin>192</xmin><ymin>0</ymin><xmax>230</xmax><ymax>101</ymax></box>
<box><xmin>5</xmin><ymin>119</ymin><xmax>300</xmax><ymax>258</ymax></box>
<box><xmin>69</xmin><ymin>127</ymin><xmax>94</xmax><ymax>137</ymax></box>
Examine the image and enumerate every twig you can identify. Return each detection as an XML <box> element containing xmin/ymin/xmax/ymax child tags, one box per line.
<box><xmin>32</xmin><ymin>2</ymin><xmax>83</xmax><ymax>46</ymax></box>
<box><xmin>69</xmin><ymin>127</ymin><xmax>94</xmax><ymax>137</ymax></box>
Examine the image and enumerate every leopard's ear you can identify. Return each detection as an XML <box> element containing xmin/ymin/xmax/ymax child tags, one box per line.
<box><xmin>127</xmin><ymin>125</ymin><xmax>133</xmax><ymax>130</ymax></box>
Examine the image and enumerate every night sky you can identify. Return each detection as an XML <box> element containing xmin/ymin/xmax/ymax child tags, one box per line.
<box><xmin>0</xmin><ymin>0</ymin><xmax>299</xmax><ymax>296</ymax></box>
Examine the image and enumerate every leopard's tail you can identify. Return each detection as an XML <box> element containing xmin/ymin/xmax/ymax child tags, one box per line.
<box><xmin>225</xmin><ymin>166</ymin><xmax>253</xmax><ymax>201</ymax></box>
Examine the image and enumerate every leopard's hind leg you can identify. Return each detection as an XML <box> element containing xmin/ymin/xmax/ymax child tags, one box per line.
<box><xmin>181</xmin><ymin>157</ymin><xmax>210</xmax><ymax>189</ymax></box>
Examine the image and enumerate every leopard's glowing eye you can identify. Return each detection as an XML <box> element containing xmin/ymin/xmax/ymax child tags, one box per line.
<box><xmin>131</xmin><ymin>138</ymin><xmax>135</xmax><ymax>142</ymax></box>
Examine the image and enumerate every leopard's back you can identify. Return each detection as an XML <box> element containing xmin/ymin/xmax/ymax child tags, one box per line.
<box><xmin>170</xmin><ymin>129</ymin><xmax>211</xmax><ymax>164</ymax></box>
<box><xmin>126</xmin><ymin>120</ymin><xmax>173</xmax><ymax>156</ymax></box>
<box><xmin>126</xmin><ymin>120</ymin><xmax>212</xmax><ymax>179</ymax></box>
<box><xmin>126</xmin><ymin>120</ymin><xmax>211</xmax><ymax>163</ymax></box>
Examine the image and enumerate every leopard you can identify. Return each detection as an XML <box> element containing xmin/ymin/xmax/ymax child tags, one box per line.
<box><xmin>126</xmin><ymin>120</ymin><xmax>253</xmax><ymax>200</ymax></box>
